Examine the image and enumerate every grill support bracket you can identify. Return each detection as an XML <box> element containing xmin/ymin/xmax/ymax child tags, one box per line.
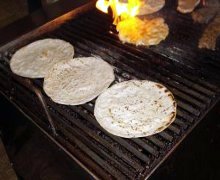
<box><xmin>30</xmin><ymin>81</ymin><xmax>58</xmax><ymax>136</ymax></box>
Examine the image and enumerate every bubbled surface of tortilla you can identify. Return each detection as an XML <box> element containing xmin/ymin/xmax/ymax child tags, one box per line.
<box><xmin>10</xmin><ymin>38</ymin><xmax>74</xmax><ymax>78</ymax></box>
<box><xmin>94</xmin><ymin>80</ymin><xmax>177</xmax><ymax>138</ymax></box>
<box><xmin>43</xmin><ymin>57</ymin><xmax>115</xmax><ymax>105</ymax></box>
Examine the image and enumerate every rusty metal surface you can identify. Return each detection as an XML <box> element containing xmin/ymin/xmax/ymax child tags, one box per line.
<box><xmin>0</xmin><ymin>1</ymin><xmax>220</xmax><ymax>179</ymax></box>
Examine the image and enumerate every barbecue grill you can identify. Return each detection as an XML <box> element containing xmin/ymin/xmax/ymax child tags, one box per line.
<box><xmin>0</xmin><ymin>0</ymin><xmax>220</xmax><ymax>179</ymax></box>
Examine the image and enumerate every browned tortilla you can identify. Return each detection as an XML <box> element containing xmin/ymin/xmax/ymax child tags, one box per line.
<box><xmin>199</xmin><ymin>14</ymin><xmax>220</xmax><ymax>50</ymax></box>
<box><xmin>192</xmin><ymin>0</ymin><xmax>220</xmax><ymax>24</ymax></box>
<box><xmin>177</xmin><ymin>0</ymin><xmax>200</xmax><ymax>13</ymax></box>
<box><xmin>192</xmin><ymin>7</ymin><xmax>218</xmax><ymax>24</ymax></box>
<box><xmin>119</xmin><ymin>0</ymin><xmax>165</xmax><ymax>15</ymax></box>
<box><xmin>138</xmin><ymin>0</ymin><xmax>165</xmax><ymax>15</ymax></box>
<box><xmin>204</xmin><ymin>0</ymin><xmax>220</xmax><ymax>7</ymax></box>
<box><xmin>191</xmin><ymin>0</ymin><xmax>220</xmax><ymax>50</ymax></box>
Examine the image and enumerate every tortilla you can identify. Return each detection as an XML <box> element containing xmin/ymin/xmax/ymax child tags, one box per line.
<box><xmin>43</xmin><ymin>57</ymin><xmax>115</xmax><ymax>105</ymax></box>
<box><xmin>177</xmin><ymin>0</ymin><xmax>200</xmax><ymax>13</ymax></box>
<box><xmin>138</xmin><ymin>0</ymin><xmax>165</xmax><ymax>15</ymax></box>
<box><xmin>119</xmin><ymin>0</ymin><xmax>165</xmax><ymax>15</ymax></box>
<box><xmin>117</xmin><ymin>17</ymin><xmax>169</xmax><ymax>46</ymax></box>
<box><xmin>191</xmin><ymin>0</ymin><xmax>220</xmax><ymax>24</ymax></box>
<box><xmin>192</xmin><ymin>7</ymin><xmax>218</xmax><ymax>24</ymax></box>
<box><xmin>198</xmin><ymin>14</ymin><xmax>220</xmax><ymax>50</ymax></box>
<box><xmin>94</xmin><ymin>80</ymin><xmax>177</xmax><ymax>138</ymax></box>
<box><xmin>10</xmin><ymin>38</ymin><xmax>74</xmax><ymax>78</ymax></box>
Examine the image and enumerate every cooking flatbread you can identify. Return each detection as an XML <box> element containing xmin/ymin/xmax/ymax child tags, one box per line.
<box><xmin>177</xmin><ymin>0</ymin><xmax>200</xmax><ymax>13</ymax></box>
<box><xmin>43</xmin><ymin>57</ymin><xmax>115</xmax><ymax>105</ymax></box>
<box><xmin>138</xmin><ymin>0</ymin><xmax>165</xmax><ymax>15</ymax></box>
<box><xmin>199</xmin><ymin>14</ymin><xmax>220</xmax><ymax>50</ymax></box>
<box><xmin>192</xmin><ymin>0</ymin><xmax>220</xmax><ymax>24</ymax></box>
<box><xmin>192</xmin><ymin>7</ymin><xmax>218</xmax><ymax>24</ymax></box>
<box><xmin>10</xmin><ymin>38</ymin><xmax>74</xmax><ymax>78</ymax></box>
<box><xmin>119</xmin><ymin>0</ymin><xmax>165</xmax><ymax>15</ymax></box>
<box><xmin>117</xmin><ymin>17</ymin><xmax>169</xmax><ymax>46</ymax></box>
<box><xmin>94</xmin><ymin>80</ymin><xmax>177</xmax><ymax>138</ymax></box>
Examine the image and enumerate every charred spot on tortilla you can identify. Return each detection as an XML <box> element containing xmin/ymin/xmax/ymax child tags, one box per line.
<box><xmin>170</xmin><ymin>112</ymin><xmax>176</xmax><ymax>121</ymax></box>
<box><xmin>156</xmin><ymin>84</ymin><xmax>163</xmax><ymax>89</ymax></box>
<box><xmin>167</xmin><ymin>93</ymin><xmax>175</xmax><ymax>100</ymax></box>
<box><xmin>156</xmin><ymin>126</ymin><xmax>165</xmax><ymax>132</ymax></box>
<box><xmin>165</xmin><ymin>122</ymin><xmax>171</xmax><ymax>127</ymax></box>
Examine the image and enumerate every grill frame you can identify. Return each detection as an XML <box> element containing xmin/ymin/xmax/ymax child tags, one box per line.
<box><xmin>0</xmin><ymin>2</ymin><xmax>220</xmax><ymax>179</ymax></box>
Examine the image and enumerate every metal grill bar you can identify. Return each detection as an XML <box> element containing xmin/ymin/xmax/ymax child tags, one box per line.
<box><xmin>53</xmin><ymin>25</ymin><xmax>206</xmax><ymax>114</ymax></box>
<box><xmin>52</xmin><ymin>28</ymin><xmax>200</xmax><ymax>126</ymax></box>
<box><xmin>67</xmin><ymin>11</ymin><xmax>220</xmax><ymax>88</ymax></box>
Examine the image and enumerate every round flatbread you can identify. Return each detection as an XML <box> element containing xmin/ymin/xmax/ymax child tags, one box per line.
<box><xmin>10</xmin><ymin>38</ymin><xmax>74</xmax><ymax>78</ymax></box>
<box><xmin>138</xmin><ymin>0</ymin><xmax>165</xmax><ymax>15</ymax></box>
<box><xmin>177</xmin><ymin>0</ymin><xmax>200</xmax><ymax>13</ymax></box>
<box><xmin>119</xmin><ymin>0</ymin><xmax>165</xmax><ymax>15</ymax></box>
<box><xmin>94</xmin><ymin>80</ymin><xmax>177</xmax><ymax>138</ymax></box>
<box><xmin>43</xmin><ymin>57</ymin><xmax>115</xmax><ymax>105</ymax></box>
<box><xmin>117</xmin><ymin>17</ymin><xmax>169</xmax><ymax>46</ymax></box>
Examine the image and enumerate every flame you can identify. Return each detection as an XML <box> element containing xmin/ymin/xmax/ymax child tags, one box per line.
<box><xmin>96</xmin><ymin>0</ymin><xmax>169</xmax><ymax>46</ymax></box>
<box><xmin>96</xmin><ymin>0</ymin><xmax>140</xmax><ymax>25</ymax></box>
<box><xmin>96</xmin><ymin>0</ymin><xmax>110</xmax><ymax>13</ymax></box>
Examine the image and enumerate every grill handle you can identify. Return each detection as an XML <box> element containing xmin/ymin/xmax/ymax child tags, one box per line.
<box><xmin>30</xmin><ymin>82</ymin><xmax>58</xmax><ymax>136</ymax></box>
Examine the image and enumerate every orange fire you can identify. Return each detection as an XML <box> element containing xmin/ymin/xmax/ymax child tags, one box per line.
<box><xmin>96</xmin><ymin>0</ymin><xmax>169</xmax><ymax>46</ymax></box>
<box><xmin>96</xmin><ymin>0</ymin><xmax>140</xmax><ymax>25</ymax></box>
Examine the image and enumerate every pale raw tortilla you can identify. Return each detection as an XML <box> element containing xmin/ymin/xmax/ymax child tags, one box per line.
<box><xmin>10</xmin><ymin>38</ymin><xmax>74</xmax><ymax>78</ymax></box>
<box><xmin>43</xmin><ymin>57</ymin><xmax>115</xmax><ymax>105</ymax></box>
<box><xmin>94</xmin><ymin>80</ymin><xmax>177</xmax><ymax>138</ymax></box>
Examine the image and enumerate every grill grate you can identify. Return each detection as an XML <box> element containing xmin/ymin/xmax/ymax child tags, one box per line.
<box><xmin>0</xmin><ymin>3</ymin><xmax>220</xmax><ymax>179</ymax></box>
